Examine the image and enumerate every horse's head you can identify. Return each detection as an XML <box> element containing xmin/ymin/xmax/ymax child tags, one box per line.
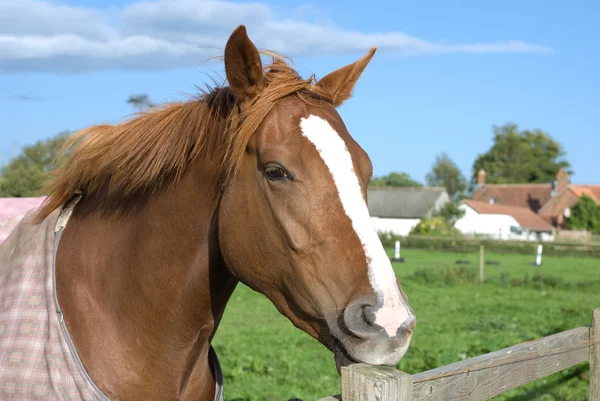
<box><xmin>218</xmin><ymin>26</ymin><xmax>415</xmax><ymax>371</ymax></box>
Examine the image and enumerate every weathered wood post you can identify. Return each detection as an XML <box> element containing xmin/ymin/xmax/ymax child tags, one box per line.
<box><xmin>591</xmin><ymin>308</ymin><xmax>600</xmax><ymax>401</ymax></box>
<box><xmin>342</xmin><ymin>364</ymin><xmax>413</xmax><ymax>401</ymax></box>
<box><xmin>479</xmin><ymin>245</ymin><xmax>485</xmax><ymax>283</ymax></box>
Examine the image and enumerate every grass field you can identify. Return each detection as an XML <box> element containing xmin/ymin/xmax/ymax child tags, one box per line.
<box><xmin>212</xmin><ymin>248</ymin><xmax>600</xmax><ymax>401</ymax></box>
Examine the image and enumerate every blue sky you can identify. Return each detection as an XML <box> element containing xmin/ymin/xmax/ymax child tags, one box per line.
<box><xmin>1</xmin><ymin>0</ymin><xmax>598</xmax><ymax>184</ymax></box>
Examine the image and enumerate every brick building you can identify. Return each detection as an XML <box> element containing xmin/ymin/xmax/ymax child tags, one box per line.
<box><xmin>472</xmin><ymin>168</ymin><xmax>600</xmax><ymax>229</ymax></box>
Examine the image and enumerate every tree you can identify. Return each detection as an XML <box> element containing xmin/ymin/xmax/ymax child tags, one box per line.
<box><xmin>471</xmin><ymin>123</ymin><xmax>571</xmax><ymax>186</ymax></box>
<box><xmin>370</xmin><ymin>172</ymin><xmax>423</xmax><ymax>187</ymax></box>
<box><xmin>426</xmin><ymin>153</ymin><xmax>467</xmax><ymax>198</ymax></box>
<box><xmin>127</xmin><ymin>94</ymin><xmax>154</xmax><ymax>112</ymax></box>
<box><xmin>0</xmin><ymin>131</ymin><xmax>70</xmax><ymax>197</ymax></box>
<box><xmin>566</xmin><ymin>195</ymin><xmax>600</xmax><ymax>230</ymax></box>
<box><xmin>433</xmin><ymin>201</ymin><xmax>466</xmax><ymax>227</ymax></box>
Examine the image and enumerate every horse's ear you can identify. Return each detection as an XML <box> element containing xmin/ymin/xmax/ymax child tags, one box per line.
<box><xmin>317</xmin><ymin>47</ymin><xmax>376</xmax><ymax>107</ymax></box>
<box><xmin>225</xmin><ymin>25</ymin><xmax>264</xmax><ymax>102</ymax></box>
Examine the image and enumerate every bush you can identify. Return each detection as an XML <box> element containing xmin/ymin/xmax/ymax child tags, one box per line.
<box><xmin>410</xmin><ymin>217</ymin><xmax>451</xmax><ymax>236</ymax></box>
<box><xmin>377</xmin><ymin>231</ymin><xmax>398</xmax><ymax>249</ymax></box>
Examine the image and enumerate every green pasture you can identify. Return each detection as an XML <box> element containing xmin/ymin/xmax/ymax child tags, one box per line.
<box><xmin>212</xmin><ymin>249</ymin><xmax>600</xmax><ymax>401</ymax></box>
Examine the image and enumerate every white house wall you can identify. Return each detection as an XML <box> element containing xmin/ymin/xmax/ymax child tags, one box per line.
<box><xmin>370</xmin><ymin>217</ymin><xmax>421</xmax><ymax>236</ymax></box>
<box><xmin>455</xmin><ymin>204</ymin><xmax>522</xmax><ymax>240</ymax></box>
<box><xmin>455</xmin><ymin>204</ymin><xmax>554</xmax><ymax>241</ymax></box>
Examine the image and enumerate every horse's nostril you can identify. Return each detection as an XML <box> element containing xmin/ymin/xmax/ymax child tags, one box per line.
<box><xmin>343</xmin><ymin>298</ymin><xmax>415</xmax><ymax>340</ymax></box>
<box><xmin>341</xmin><ymin>300</ymin><xmax>377</xmax><ymax>339</ymax></box>
<box><xmin>402</xmin><ymin>316</ymin><xmax>416</xmax><ymax>335</ymax></box>
<box><xmin>362</xmin><ymin>304</ymin><xmax>377</xmax><ymax>326</ymax></box>
<box><xmin>338</xmin><ymin>299</ymin><xmax>415</xmax><ymax>367</ymax></box>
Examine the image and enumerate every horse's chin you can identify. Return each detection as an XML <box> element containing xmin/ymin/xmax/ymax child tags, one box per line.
<box><xmin>333</xmin><ymin>340</ymin><xmax>359</xmax><ymax>374</ymax></box>
<box><xmin>332</xmin><ymin>333</ymin><xmax>411</xmax><ymax>374</ymax></box>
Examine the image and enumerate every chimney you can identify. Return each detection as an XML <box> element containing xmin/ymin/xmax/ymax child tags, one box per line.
<box><xmin>477</xmin><ymin>169</ymin><xmax>486</xmax><ymax>186</ymax></box>
<box><xmin>556</xmin><ymin>168</ymin><xmax>569</xmax><ymax>193</ymax></box>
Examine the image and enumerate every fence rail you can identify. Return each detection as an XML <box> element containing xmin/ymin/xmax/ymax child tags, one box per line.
<box><xmin>317</xmin><ymin>308</ymin><xmax>599</xmax><ymax>401</ymax></box>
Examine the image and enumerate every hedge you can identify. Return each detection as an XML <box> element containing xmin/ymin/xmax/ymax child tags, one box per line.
<box><xmin>378</xmin><ymin>233</ymin><xmax>600</xmax><ymax>258</ymax></box>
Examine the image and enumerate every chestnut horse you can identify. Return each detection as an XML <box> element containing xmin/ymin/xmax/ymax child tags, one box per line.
<box><xmin>1</xmin><ymin>26</ymin><xmax>415</xmax><ymax>401</ymax></box>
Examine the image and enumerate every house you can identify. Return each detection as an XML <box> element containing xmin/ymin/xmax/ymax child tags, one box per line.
<box><xmin>538</xmin><ymin>184</ymin><xmax>600</xmax><ymax>228</ymax></box>
<box><xmin>472</xmin><ymin>169</ymin><xmax>555</xmax><ymax>212</ymax></box>
<box><xmin>455</xmin><ymin>200</ymin><xmax>554</xmax><ymax>241</ymax></box>
<box><xmin>473</xmin><ymin>168</ymin><xmax>600</xmax><ymax>229</ymax></box>
<box><xmin>367</xmin><ymin>187</ymin><xmax>450</xmax><ymax>236</ymax></box>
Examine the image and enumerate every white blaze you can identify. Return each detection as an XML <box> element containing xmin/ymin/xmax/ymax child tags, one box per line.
<box><xmin>300</xmin><ymin>115</ymin><xmax>410</xmax><ymax>336</ymax></box>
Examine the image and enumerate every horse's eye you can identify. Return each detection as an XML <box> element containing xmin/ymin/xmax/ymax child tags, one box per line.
<box><xmin>265</xmin><ymin>166</ymin><xmax>288</xmax><ymax>180</ymax></box>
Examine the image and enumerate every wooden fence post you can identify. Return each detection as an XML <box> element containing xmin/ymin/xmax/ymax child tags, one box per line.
<box><xmin>479</xmin><ymin>245</ymin><xmax>485</xmax><ymax>283</ymax></box>
<box><xmin>342</xmin><ymin>364</ymin><xmax>412</xmax><ymax>401</ymax></box>
<box><xmin>591</xmin><ymin>308</ymin><xmax>600</xmax><ymax>401</ymax></box>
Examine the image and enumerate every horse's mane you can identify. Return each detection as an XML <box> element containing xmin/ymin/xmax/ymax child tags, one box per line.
<box><xmin>36</xmin><ymin>52</ymin><xmax>333</xmax><ymax>222</ymax></box>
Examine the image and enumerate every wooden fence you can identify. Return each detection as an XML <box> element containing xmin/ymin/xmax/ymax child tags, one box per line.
<box><xmin>316</xmin><ymin>308</ymin><xmax>599</xmax><ymax>401</ymax></box>
<box><xmin>381</xmin><ymin>235</ymin><xmax>600</xmax><ymax>258</ymax></box>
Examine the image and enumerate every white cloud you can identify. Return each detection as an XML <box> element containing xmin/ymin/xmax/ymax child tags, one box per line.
<box><xmin>0</xmin><ymin>0</ymin><xmax>115</xmax><ymax>40</ymax></box>
<box><xmin>0</xmin><ymin>0</ymin><xmax>553</xmax><ymax>73</ymax></box>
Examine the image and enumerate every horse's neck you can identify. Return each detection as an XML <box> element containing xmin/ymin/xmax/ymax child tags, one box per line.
<box><xmin>55</xmin><ymin>168</ymin><xmax>238</xmax><ymax>401</ymax></box>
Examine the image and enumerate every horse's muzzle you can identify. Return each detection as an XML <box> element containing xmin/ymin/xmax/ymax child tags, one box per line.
<box><xmin>329</xmin><ymin>295</ymin><xmax>415</xmax><ymax>373</ymax></box>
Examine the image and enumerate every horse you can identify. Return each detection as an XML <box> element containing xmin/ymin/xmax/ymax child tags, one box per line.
<box><xmin>0</xmin><ymin>25</ymin><xmax>415</xmax><ymax>401</ymax></box>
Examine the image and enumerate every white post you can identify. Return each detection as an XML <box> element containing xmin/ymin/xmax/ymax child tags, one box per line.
<box><xmin>395</xmin><ymin>240</ymin><xmax>401</xmax><ymax>260</ymax></box>
<box><xmin>535</xmin><ymin>244</ymin><xmax>543</xmax><ymax>266</ymax></box>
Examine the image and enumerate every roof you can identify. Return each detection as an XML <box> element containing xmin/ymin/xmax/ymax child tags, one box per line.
<box><xmin>538</xmin><ymin>185</ymin><xmax>600</xmax><ymax>218</ymax></box>
<box><xmin>0</xmin><ymin>197</ymin><xmax>46</xmax><ymax>220</ymax></box>
<box><xmin>569</xmin><ymin>185</ymin><xmax>600</xmax><ymax>203</ymax></box>
<box><xmin>472</xmin><ymin>183</ymin><xmax>553</xmax><ymax>212</ymax></box>
<box><xmin>367</xmin><ymin>187</ymin><xmax>448</xmax><ymax>219</ymax></box>
<box><xmin>462</xmin><ymin>200</ymin><xmax>553</xmax><ymax>232</ymax></box>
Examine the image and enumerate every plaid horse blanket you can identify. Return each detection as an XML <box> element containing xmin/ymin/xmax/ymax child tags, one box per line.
<box><xmin>0</xmin><ymin>200</ymin><xmax>223</xmax><ymax>400</ymax></box>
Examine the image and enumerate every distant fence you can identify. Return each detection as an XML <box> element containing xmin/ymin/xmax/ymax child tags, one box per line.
<box><xmin>557</xmin><ymin>229</ymin><xmax>593</xmax><ymax>242</ymax></box>
<box><xmin>378</xmin><ymin>234</ymin><xmax>600</xmax><ymax>258</ymax></box>
<box><xmin>316</xmin><ymin>308</ymin><xmax>599</xmax><ymax>401</ymax></box>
